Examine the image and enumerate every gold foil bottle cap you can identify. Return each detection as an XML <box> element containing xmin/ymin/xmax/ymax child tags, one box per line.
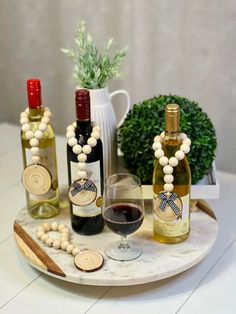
<box><xmin>165</xmin><ymin>104</ymin><xmax>180</xmax><ymax>134</ymax></box>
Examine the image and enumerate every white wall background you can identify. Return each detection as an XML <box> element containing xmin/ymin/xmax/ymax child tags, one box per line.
<box><xmin>0</xmin><ymin>0</ymin><xmax>235</xmax><ymax>174</ymax></box>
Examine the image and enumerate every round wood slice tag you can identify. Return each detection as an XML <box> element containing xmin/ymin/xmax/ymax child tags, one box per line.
<box><xmin>154</xmin><ymin>191</ymin><xmax>183</xmax><ymax>221</ymax></box>
<box><xmin>21</xmin><ymin>164</ymin><xmax>52</xmax><ymax>195</ymax></box>
<box><xmin>68</xmin><ymin>179</ymin><xmax>97</xmax><ymax>206</ymax></box>
<box><xmin>74</xmin><ymin>250</ymin><xmax>104</xmax><ymax>272</ymax></box>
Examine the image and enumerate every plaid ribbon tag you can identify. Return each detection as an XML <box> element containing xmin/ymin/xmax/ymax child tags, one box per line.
<box><xmin>71</xmin><ymin>180</ymin><xmax>96</xmax><ymax>196</ymax></box>
<box><xmin>159</xmin><ymin>192</ymin><xmax>181</xmax><ymax>216</ymax></box>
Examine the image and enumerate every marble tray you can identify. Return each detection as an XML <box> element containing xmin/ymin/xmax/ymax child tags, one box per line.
<box><xmin>14</xmin><ymin>204</ymin><xmax>218</xmax><ymax>286</ymax></box>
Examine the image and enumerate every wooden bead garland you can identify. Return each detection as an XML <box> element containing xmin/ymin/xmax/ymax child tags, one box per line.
<box><xmin>36</xmin><ymin>222</ymin><xmax>104</xmax><ymax>272</ymax></box>
<box><xmin>153</xmin><ymin>132</ymin><xmax>191</xmax><ymax>193</ymax></box>
<box><xmin>66</xmin><ymin>122</ymin><xmax>101</xmax><ymax>180</ymax></box>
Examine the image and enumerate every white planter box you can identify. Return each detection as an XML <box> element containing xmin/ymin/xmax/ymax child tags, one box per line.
<box><xmin>118</xmin><ymin>154</ymin><xmax>219</xmax><ymax>200</ymax></box>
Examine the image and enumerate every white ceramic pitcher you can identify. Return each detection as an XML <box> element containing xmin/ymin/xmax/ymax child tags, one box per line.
<box><xmin>88</xmin><ymin>87</ymin><xmax>130</xmax><ymax>178</ymax></box>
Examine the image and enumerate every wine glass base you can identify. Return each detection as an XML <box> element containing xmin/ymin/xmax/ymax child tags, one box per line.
<box><xmin>105</xmin><ymin>240</ymin><xmax>142</xmax><ymax>261</ymax></box>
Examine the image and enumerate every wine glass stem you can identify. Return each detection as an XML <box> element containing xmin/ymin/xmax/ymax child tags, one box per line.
<box><xmin>119</xmin><ymin>235</ymin><xmax>129</xmax><ymax>250</ymax></box>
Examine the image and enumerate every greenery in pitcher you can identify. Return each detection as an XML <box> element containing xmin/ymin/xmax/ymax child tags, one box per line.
<box><xmin>61</xmin><ymin>21</ymin><xmax>127</xmax><ymax>89</ymax></box>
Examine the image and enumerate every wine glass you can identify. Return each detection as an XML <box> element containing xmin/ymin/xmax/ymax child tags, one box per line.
<box><xmin>102</xmin><ymin>173</ymin><xmax>145</xmax><ymax>261</ymax></box>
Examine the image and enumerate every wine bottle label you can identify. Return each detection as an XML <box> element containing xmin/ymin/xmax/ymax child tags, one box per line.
<box><xmin>25</xmin><ymin>146</ymin><xmax>58</xmax><ymax>200</ymax></box>
<box><xmin>153</xmin><ymin>193</ymin><xmax>190</xmax><ymax>237</ymax></box>
<box><xmin>70</xmin><ymin>160</ymin><xmax>102</xmax><ymax>217</ymax></box>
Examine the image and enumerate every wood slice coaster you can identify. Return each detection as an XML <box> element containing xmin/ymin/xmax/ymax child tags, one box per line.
<box><xmin>74</xmin><ymin>250</ymin><xmax>104</xmax><ymax>272</ymax></box>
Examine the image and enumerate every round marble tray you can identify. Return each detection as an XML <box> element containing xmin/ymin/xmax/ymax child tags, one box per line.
<box><xmin>14</xmin><ymin>204</ymin><xmax>218</xmax><ymax>286</ymax></box>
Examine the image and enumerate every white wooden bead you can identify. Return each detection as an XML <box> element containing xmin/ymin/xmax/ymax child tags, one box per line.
<box><xmin>83</xmin><ymin>145</ymin><xmax>92</xmax><ymax>154</ymax></box>
<box><xmin>39</xmin><ymin>123</ymin><xmax>47</xmax><ymax>131</ymax></box>
<box><xmin>72</xmin><ymin>144</ymin><xmax>82</xmax><ymax>154</ymax></box>
<box><xmin>159</xmin><ymin>156</ymin><xmax>169</xmax><ymax>166</ymax></box>
<box><xmin>87</xmin><ymin>137</ymin><xmax>97</xmax><ymax>147</ymax></box>
<box><xmin>51</xmin><ymin>222</ymin><xmax>58</xmax><ymax>231</ymax></box>
<box><xmin>154</xmin><ymin>149</ymin><xmax>164</xmax><ymax>159</ymax></box>
<box><xmin>44</xmin><ymin>107</ymin><xmax>49</xmax><ymax>112</ymax></box>
<box><xmin>60</xmin><ymin>236</ymin><xmax>69</xmax><ymax>242</ymax></box>
<box><xmin>53</xmin><ymin>239</ymin><xmax>61</xmax><ymax>249</ymax></box>
<box><xmin>43</xmin><ymin>110</ymin><xmax>52</xmax><ymax>117</ymax></box>
<box><xmin>154</xmin><ymin>135</ymin><xmax>162</xmax><ymax>142</ymax></box>
<box><xmin>152</xmin><ymin>142</ymin><xmax>162</xmax><ymax>151</ymax></box>
<box><xmin>164</xmin><ymin>183</ymin><xmax>174</xmax><ymax>192</ymax></box>
<box><xmin>20</xmin><ymin>117</ymin><xmax>29</xmax><ymax>125</ymax></box>
<box><xmin>92</xmin><ymin>125</ymin><xmax>101</xmax><ymax>132</ymax></box>
<box><xmin>61</xmin><ymin>227</ymin><xmax>69</xmax><ymax>233</ymax></box>
<box><xmin>20</xmin><ymin>112</ymin><xmax>28</xmax><ymax>118</ymax></box>
<box><xmin>41</xmin><ymin>116</ymin><xmax>50</xmax><ymax>124</ymax></box>
<box><xmin>67</xmin><ymin>125</ymin><xmax>75</xmax><ymax>132</ymax></box>
<box><xmin>77</xmin><ymin>153</ymin><xmax>87</xmax><ymax>162</ymax></box>
<box><xmin>164</xmin><ymin>174</ymin><xmax>174</xmax><ymax>183</ymax></box>
<box><xmin>36</xmin><ymin>226</ymin><xmax>44</xmax><ymax>233</ymax></box>
<box><xmin>25</xmin><ymin>108</ymin><xmax>29</xmax><ymax>113</ymax></box>
<box><xmin>41</xmin><ymin>234</ymin><xmax>48</xmax><ymax>243</ymax></box>
<box><xmin>91</xmin><ymin>131</ymin><xmax>100</xmax><ymax>140</ymax></box>
<box><xmin>78</xmin><ymin>162</ymin><xmax>86</xmax><ymax>170</ymax></box>
<box><xmin>36</xmin><ymin>231</ymin><xmax>44</xmax><ymax>240</ymax></box>
<box><xmin>160</xmin><ymin>131</ymin><xmax>165</xmax><ymax>138</ymax></box>
<box><xmin>178</xmin><ymin>133</ymin><xmax>187</xmax><ymax>141</ymax></box>
<box><xmin>182</xmin><ymin>138</ymin><xmax>191</xmax><ymax>146</ymax></box>
<box><xmin>46</xmin><ymin>237</ymin><xmax>54</xmax><ymax>247</ymax></box>
<box><xmin>61</xmin><ymin>240</ymin><xmax>70</xmax><ymax>250</ymax></box>
<box><xmin>30</xmin><ymin>138</ymin><xmax>39</xmax><ymax>147</ymax></box>
<box><xmin>21</xmin><ymin>123</ymin><xmax>30</xmax><ymax>132</ymax></box>
<box><xmin>61</xmin><ymin>231</ymin><xmax>69</xmax><ymax>238</ymax></box>
<box><xmin>66</xmin><ymin>131</ymin><xmax>75</xmax><ymax>139</ymax></box>
<box><xmin>163</xmin><ymin>165</ymin><xmax>173</xmax><ymax>175</ymax></box>
<box><xmin>68</xmin><ymin>137</ymin><xmax>77</xmax><ymax>147</ymax></box>
<box><xmin>58</xmin><ymin>223</ymin><xmax>66</xmax><ymax>232</ymax></box>
<box><xmin>31</xmin><ymin>147</ymin><xmax>39</xmax><ymax>156</ymax></box>
<box><xmin>34</xmin><ymin>130</ymin><xmax>43</xmax><ymax>139</ymax></box>
<box><xmin>180</xmin><ymin>144</ymin><xmax>190</xmax><ymax>154</ymax></box>
<box><xmin>43</xmin><ymin>223</ymin><xmax>51</xmax><ymax>232</ymax></box>
<box><xmin>66</xmin><ymin>244</ymin><xmax>74</xmax><ymax>254</ymax></box>
<box><xmin>72</xmin><ymin>122</ymin><xmax>77</xmax><ymax>127</ymax></box>
<box><xmin>175</xmin><ymin>150</ymin><xmax>185</xmax><ymax>160</ymax></box>
<box><xmin>77</xmin><ymin>170</ymin><xmax>87</xmax><ymax>179</ymax></box>
<box><xmin>25</xmin><ymin>130</ymin><xmax>34</xmax><ymax>139</ymax></box>
<box><xmin>72</xmin><ymin>247</ymin><xmax>80</xmax><ymax>256</ymax></box>
<box><xmin>32</xmin><ymin>156</ymin><xmax>40</xmax><ymax>164</ymax></box>
<box><xmin>169</xmin><ymin>157</ymin><xmax>179</xmax><ymax>167</ymax></box>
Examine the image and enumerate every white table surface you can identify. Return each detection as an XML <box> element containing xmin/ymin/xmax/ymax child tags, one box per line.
<box><xmin>0</xmin><ymin>122</ymin><xmax>235</xmax><ymax>314</ymax></box>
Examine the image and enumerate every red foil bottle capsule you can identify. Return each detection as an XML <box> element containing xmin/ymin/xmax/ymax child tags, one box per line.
<box><xmin>27</xmin><ymin>79</ymin><xmax>42</xmax><ymax>109</ymax></box>
<box><xmin>75</xmin><ymin>89</ymin><xmax>90</xmax><ymax>121</ymax></box>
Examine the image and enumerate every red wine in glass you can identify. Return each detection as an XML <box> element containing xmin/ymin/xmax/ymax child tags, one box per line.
<box><xmin>103</xmin><ymin>203</ymin><xmax>144</xmax><ymax>236</ymax></box>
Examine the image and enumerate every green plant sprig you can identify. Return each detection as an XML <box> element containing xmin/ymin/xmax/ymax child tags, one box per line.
<box><xmin>119</xmin><ymin>95</ymin><xmax>217</xmax><ymax>184</ymax></box>
<box><xmin>61</xmin><ymin>21</ymin><xmax>127</xmax><ymax>89</ymax></box>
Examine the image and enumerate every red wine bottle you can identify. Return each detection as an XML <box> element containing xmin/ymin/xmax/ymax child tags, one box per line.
<box><xmin>67</xmin><ymin>89</ymin><xmax>104</xmax><ymax>235</ymax></box>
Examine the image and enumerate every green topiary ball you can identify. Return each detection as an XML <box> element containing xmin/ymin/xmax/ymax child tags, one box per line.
<box><xmin>119</xmin><ymin>95</ymin><xmax>217</xmax><ymax>184</ymax></box>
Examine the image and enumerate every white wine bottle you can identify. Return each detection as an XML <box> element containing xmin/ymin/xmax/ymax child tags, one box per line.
<box><xmin>21</xmin><ymin>79</ymin><xmax>60</xmax><ymax>218</ymax></box>
<box><xmin>153</xmin><ymin>104</ymin><xmax>191</xmax><ymax>244</ymax></box>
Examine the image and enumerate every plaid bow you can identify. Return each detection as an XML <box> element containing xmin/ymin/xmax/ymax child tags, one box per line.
<box><xmin>159</xmin><ymin>192</ymin><xmax>181</xmax><ymax>216</ymax></box>
<box><xmin>71</xmin><ymin>180</ymin><xmax>96</xmax><ymax>196</ymax></box>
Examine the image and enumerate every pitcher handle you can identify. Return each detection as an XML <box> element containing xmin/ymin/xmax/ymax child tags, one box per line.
<box><xmin>110</xmin><ymin>90</ymin><xmax>131</xmax><ymax>128</ymax></box>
